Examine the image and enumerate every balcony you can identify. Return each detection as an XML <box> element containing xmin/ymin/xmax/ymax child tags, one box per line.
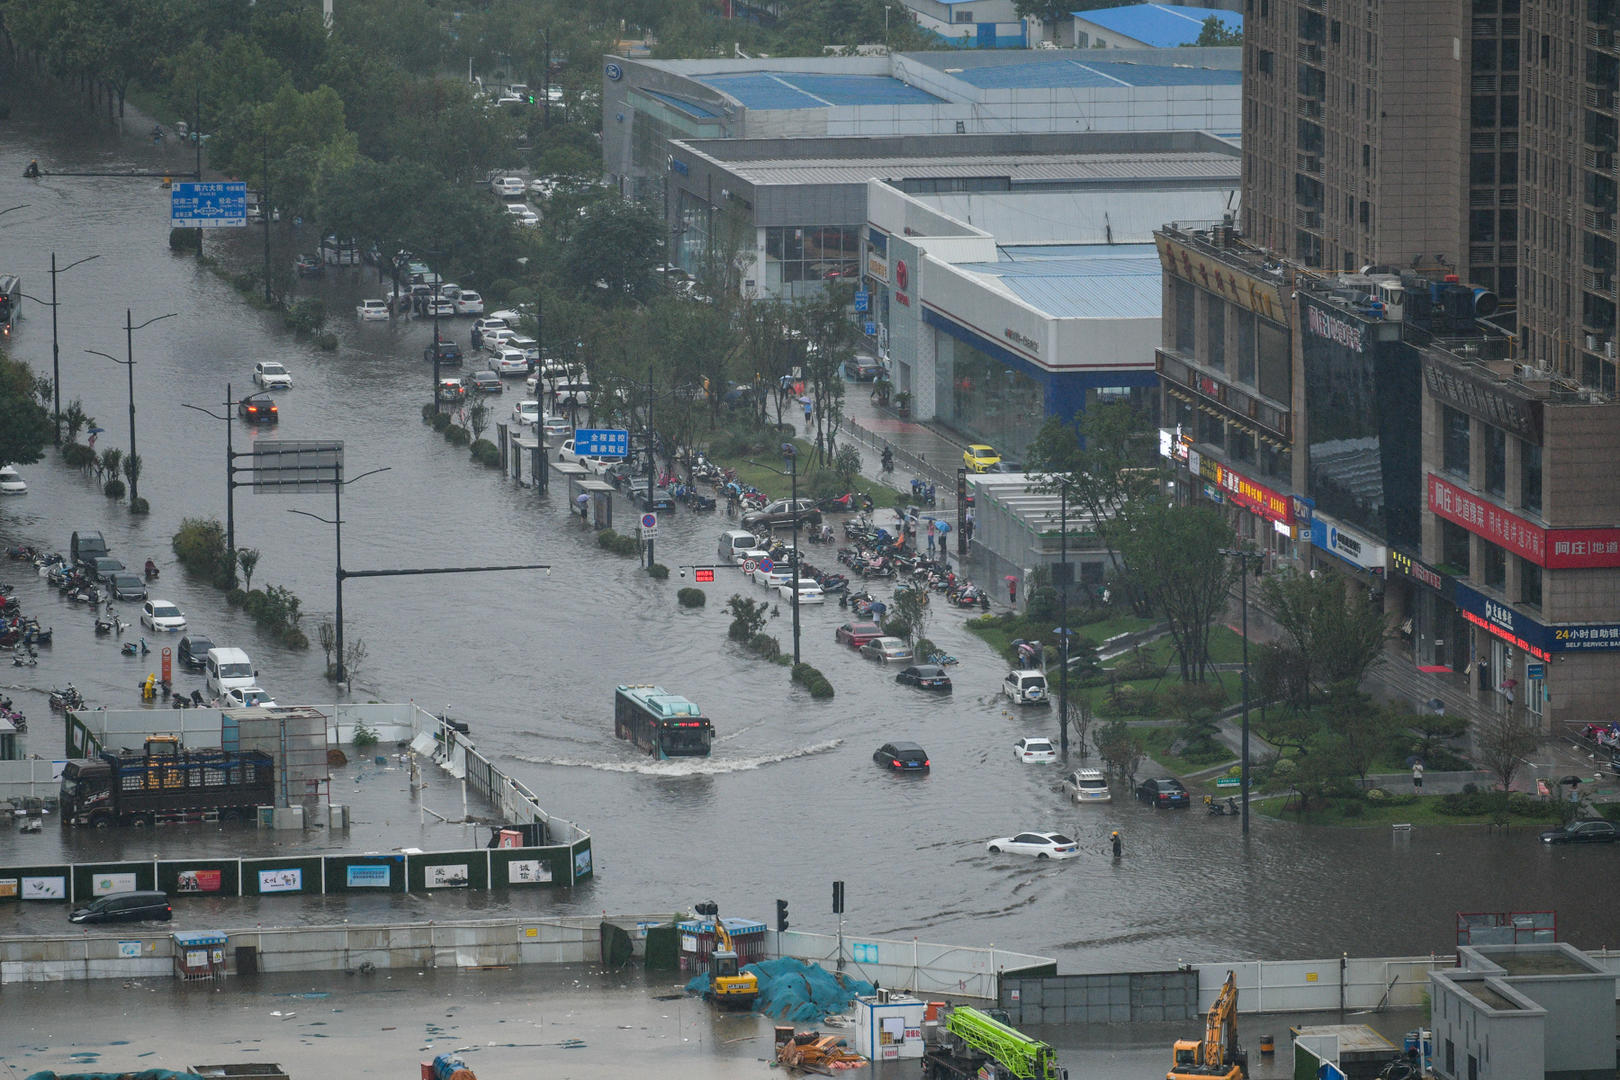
<box><xmin>1584</xmin><ymin>267</ymin><xmax>1615</xmax><ymax>292</ymax></box>
<box><xmin>1295</xmin><ymin>42</ymin><xmax>1323</xmax><ymax>65</ymax></box>
<box><xmin>1294</xmin><ymin>207</ymin><xmax>1322</xmax><ymax>228</ymax></box>
<box><xmin>1586</xmin><ymin>147</ymin><xmax>1614</xmax><ymax>171</ymax></box>
<box><xmin>1296</xmin><ymin>154</ymin><xmax>1322</xmax><ymax>174</ymax></box>
<box><xmin>1584</xmin><ymin>207</ymin><xmax>1615</xmax><ymax>230</ymax></box>
<box><xmin>1587</xmin><ymin>85</ymin><xmax>1617</xmax><ymax>112</ymax></box>
<box><xmin>1298</xmin><ymin>97</ymin><xmax>1323</xmax><ymax>120</ymax></box>
<box><xmin>1588</xmin><ymin>24</ymin><xmax>1616</xmax><ymax>48</ymax></box>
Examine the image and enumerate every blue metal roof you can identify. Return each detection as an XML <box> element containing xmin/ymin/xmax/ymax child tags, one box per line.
<box><xmin>173</xmin><ymin>931</ymin><xmax>229</xmax><ymax>946</ymax></box>
<box><xmin>1075</xmin><ymin>4</ymin><xmax>1242</xmax><ymax>48</ymax></box>
<box><xmin>957</xmin><ymin>244</ymin><xmax>1162</xmax><ymax>319</ymax></box>
<box><xmin>642</xmin><ymin>89</ymin><xmax>719</xmax><ymax>119</ymax></box>
<box><xmin>699</xmin><ymin>72</ymin><xmax>945</xmax><ymax>110</ymax></box>
<box><xmin>948</xmin><ymin>58</ymin><xmax>1242</xmax><ymax>90</ymax></box>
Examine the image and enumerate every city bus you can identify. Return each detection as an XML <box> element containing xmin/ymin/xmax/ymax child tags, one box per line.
<box><xmin>614</xmin><ymin>684</ymin><xmax>714</xmax><ymax>757</ymax></box>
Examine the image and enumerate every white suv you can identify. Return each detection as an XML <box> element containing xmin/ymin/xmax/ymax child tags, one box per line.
<box><xmin>1003</xmin><ymin>669</ymin><xmax>1049</xmax><ymax>705</ymax></box>
<box><xmin>1062</xmin><ymin>768</ymin><xmax>1112</xmax><ymax>804</ymax></box>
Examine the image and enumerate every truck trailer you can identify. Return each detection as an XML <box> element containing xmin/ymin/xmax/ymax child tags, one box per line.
<box><xmin>922</xmin><ymin>1005</ymin><xmax>1065</xmax><ymax>1080</ymax></box>
<box><xmin>60</xmin><ymin>736</ymin><xmax>275</xmax><ymax>827</ymax></box>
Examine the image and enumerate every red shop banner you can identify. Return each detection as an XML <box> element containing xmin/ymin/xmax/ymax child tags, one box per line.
<box><xmin>1215</xmin><ymin>463</ymin><xmax>1292</xmax><ymax>524</ymax></box>
<box><xmin>1427</xmin><ymin>474</ymin><xmax>1620</xmax><ymax>568</ymax></box>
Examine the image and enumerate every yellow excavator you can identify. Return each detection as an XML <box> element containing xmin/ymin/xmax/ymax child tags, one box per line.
<box><xmin>694</xmin><ymin>900</ymin><xmax>759</xmax><ymax>1011</ymax></box>
<box><xmin>1169</xmin><ymin>970</ymin><xmax>1246</xmax><ymax>1080</ymax></box>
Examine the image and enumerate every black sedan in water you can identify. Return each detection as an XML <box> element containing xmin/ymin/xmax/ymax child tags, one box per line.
<box><xmin>874</xmin><ymin>741</ymin><xmax>930</xmax><ymax>773</ymax></box>
<box><xmin>1540</xmin><ymin>819</ymin><xmax>1618</xmax><ymax>844</ymax></box>
<box><xmin>177</xmin><ymin>634</ymin><xmax>214</xmax><ymax>671</ymax></box>
<box><xmin>895</xmin><ymin>664</ymin><xmax>952</xmax><ymax>691</ymax></box>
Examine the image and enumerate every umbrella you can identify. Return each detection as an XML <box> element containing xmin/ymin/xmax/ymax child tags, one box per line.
<box><xmin>797</xmin><ymin>395</ymin><xmax>812</xmax><ymax>404</ymax></box>
<box><xmin>936</xmin><ymin>521</ymin><xmax>951</xmax><ymax>533</ymax></box>
<box><xmin>1561</xmin><ymin>775</ymin><xmax>1584</xmax><ymax>786</ymax></box>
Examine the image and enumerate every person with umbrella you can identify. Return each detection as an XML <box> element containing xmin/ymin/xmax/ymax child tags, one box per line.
<box><xmin>801</xmin><ymin>395</ymin><xmax>813</xmax><ymax>424</ymax></box>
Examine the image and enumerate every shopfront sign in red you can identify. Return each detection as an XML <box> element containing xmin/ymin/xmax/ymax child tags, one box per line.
<box><xmin>1427</xmin><ymin>474</ymin><xmax>1620</xmax><ymax>568</ymax></box>
<box><xmin>1213</xmin><ymin>462</ymin><xmax>1292</xmax><ymax>524</ymax></box>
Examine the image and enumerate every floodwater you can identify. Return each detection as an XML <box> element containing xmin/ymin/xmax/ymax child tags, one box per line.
<box><xmin>0</xmin><ymin>100</ymin><xmax>1615</xmax><ymax>972</ymax></box>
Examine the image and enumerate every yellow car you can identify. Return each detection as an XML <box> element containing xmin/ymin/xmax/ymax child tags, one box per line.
<box><xmin>963</xmin><ymin>444</ymin><xmax>1001</xmax><ymax>472</ymax></box>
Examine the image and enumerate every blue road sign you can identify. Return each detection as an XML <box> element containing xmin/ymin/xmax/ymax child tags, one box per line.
<box><xmin>758</xmin><ymin>557</ymin><xmax>775</xmax><ymax>574</ymax></box>
<box><xmin>854</xmin><ymin>290</ymin><xmax>869</xmax><ymax>312</ymax></box>
<box><xmin>170</xmin><ymin>181</ymin><xmax>248</xmax><ymax>229</ymax></box>
<box><xmin>864</xmin><ymin>321</ymin><xmax>877</xmax><ymax>336</ymax></box>
<box><xmin>574</xmin><ymin>428</ymin><xmax>629</xmax><ymax>457</ymax></box>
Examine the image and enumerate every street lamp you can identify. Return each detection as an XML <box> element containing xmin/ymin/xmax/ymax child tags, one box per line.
<box><xmin>180</xmin><ymin>385</ymin><xmax>242</xmax><ymax>556</ymax></box>
<box><xmin>41</xmin><ymin>252</ymin><xmax>102</xmax><ymax>445</ymax></box>
<box><xmin>288</xmin><ymin>465</ymin><xmax>392</xmax><ymax>686</ymax></box>
<box><xmin>1218</xmin><ymin>546</ymin><xmax>1264</xmax><ymax>835</ymax></box>
<box><xmin>86</xmin><ymin>308</ymin><xmax>177</xmax><ymax>505</ymax></box>
<box><xmin>747</xmin><ymin>448</ymin><xmax>802</xmax><ymax>666</ymax></box>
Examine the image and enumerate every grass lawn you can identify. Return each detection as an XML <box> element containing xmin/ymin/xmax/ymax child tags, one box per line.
<box><xmin>1252</xmin><ymin>794</ymin><xmax>1566</xmax><ymax>828</ymax></box>
<box><xmin>1122</xmin><ymin>625</ymin><xmax>1248</xmax><ymax>668</ymax></box>
<box><xmin>1133</xmin><ymin>724</ymin><xmax>1236</xmax><ymax>778</ymax></box>
<box><xmin>712</xmin><ymin>439</ymin><xmax>909</xmax><ymax>509</ymax></box>
<box><xmin>966</xmin><ymin>612</ymin><xmax>1159</xmax><ymax>665</ymax></box>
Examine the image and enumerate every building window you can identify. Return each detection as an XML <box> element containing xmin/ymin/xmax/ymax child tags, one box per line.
<box><xmin>1174</xmin><ymin>280</ymin><xmax>1196</xmax><ymax>353</ymax></box>
<box><xmin>1256</xmin><ymin>321</ymin><xmax>1290</xmax><ymax>402</ymax></box>
<box><xmin>1484</xmin><ymin>426</ymin><xmax>1506</xmax><ymax>495</ymax></box>
<box><xmin>953</xmin><ymin>10</ymin><xmax>974</xmax><ymax>21</ymax></box>
<box><xmin>1521</xmin><ymin>557</ymin><xmax>1542</xmax><ymax>608</ymax></box>
<box><xmin>1442</xmin><ymin>407</ymin><xmax>1471</xmax><ymax>478</ymax></box>
<box><xmin>1445</xmin><ymin>1040</ymin><xmax>1455</xmax><ymax>1076</ymax></box>
<box><xmin>1258</xmin><ymin>49</ymin><xmax>1274</xmax><ymax>75</ymax></box>
<box><xmin>1521</xmin><ymin>439</ymin><xmax>1542</xmax><ymax>514</ymax></box>
<box><xmin>1482</xmin><ymin>542</ymin><xmax>1506</xmax><ymax>589</ymax></box>
<box><xmin>1441</xmin><ymin>520</ymin><xmax>1472</xmax><ymax>576</ymax></box>
<box><xmin>1206</xmin><ymin>298</ymin><xmax>1226</xmax><ymax>371</ymax></box>
<box><xmin>1197</xmin><ymin>408</ymin><xmax>1226</xmax><ymax>451</ymax></box>
<box><xmin>1228</xmin><ymin>425</ymin><xmax>1255</xmax><ymax>464</ymax></box>
<box><xmin>1235</xmin><ymin>310</ymin><xmax>1257</xmax><ymax>386</ymax></box>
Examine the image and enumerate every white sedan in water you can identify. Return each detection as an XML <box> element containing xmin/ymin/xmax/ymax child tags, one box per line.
<box><xmin>356</xmin><ymin>299</ymin><xmax>389</xmax><ymax>320</ymax></box>
<box><xmin>985</xmin><ymin>832</ymin><xmax>1080</xmax><ymax>860</ymax></box>
<box><xmin>1013</xmin><ymin>737</ymin><xmax>1058</xmax><ymax>764</ymax></box>
<box><xmin>777</xmin><ymin>578</ymin><xmax>824</xmax><ymax>604</ymax></box>
<box><xmin>141</xmin><ymin>599</ymin><xmax>187</xmax><ymax>632</ymax></box>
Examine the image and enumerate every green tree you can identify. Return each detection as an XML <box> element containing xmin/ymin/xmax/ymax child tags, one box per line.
<box><xmin>1411</xmin><ymin>711</ymin><xmax>1470</xmax><ymax>764</ymax></box>
<box><xmin>1110</xmin><ymin>499</ymin><xmax>1236</xmax><ymax>682</ymax></box>
<box><xmin>1476</xmin><ymin>710</ymin><xmax>1541</xmax><ymax>792</ymax></box>
<box><xmin>1094</xmin><ymin>719</ymin><xmax>1145</xmax><ymax>786</ymax></box>
<box><xmin>723</xmin><ymin>594</ymin><xmax>769</xmax><ymax>642</ymax></box>
<box><xmin>236</xmin><ymin>547</ymin><xmax>261</xmax><ymax>592</ymax></box>
<box><xmin>0</xmin><ymin>355</ymin><xmax>55</xmax><ymax>468</ymax></box>
<box><xmin>1259</xmin><ymin>567</ymin><xmax>1389</xmax><ymax>703</ymax></box>
<box><xmin>560</xmin><ymin>198</ymin><xmax>663</xmax><ymax>304</ymax></box>
<box><xmin>1320</xmin><ymin>686</ymin><xmax>1403</xmax><ymax>788</ymax></box>
<box><xmin>891</xmin><ymin>587</ymin><xmax>930</xmax><ymax>649</ymax></box>
<box><xmin>1192</xmin><ymin>15</ymin><xmax>1243</xmax><ymax>46</ymax></box>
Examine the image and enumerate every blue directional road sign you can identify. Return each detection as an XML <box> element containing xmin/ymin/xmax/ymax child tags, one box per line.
<box><xmin>574</xmin><ymin>428</ymin><xmax>629</xmax><ymax>457</ymax></box>
<box><xmin>170</xmin><ymin>181</ymin><xmax>248</xmax><ymax>229</ymax></box>
<box><xmin>854</xmin><ymin>290</ymin><xmax>869</xmax><ymax>313</ymax></box>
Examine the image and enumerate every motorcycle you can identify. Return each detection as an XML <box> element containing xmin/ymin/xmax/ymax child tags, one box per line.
<box><xmin>1203</xmin><ymin>795</ymin><xmax>1240</xmax><ymax>817</ymax></box>
<box><xmin>49</xmin><ymin>685</ymin><xmax>84</xmax><ymax>710</ymax></box>
<box><xmin>95</xmin><ymin>616</ymin><xmax>115</xmax><ymax>635</ymax></box>
<box><xmin>144</xmin><ymin>559</ymin><xmax>160</xmax><ymax>580</ymax></box>
<box><xmin>121</xmin><ymin>637</ymin><xmax>151</xmax><ymax>657</ymax></box>
<box><xmin>881</xmin><ymin>448</ymin><xmax>895</xmax><ymax>473</ymax></box>
<box><xmin>11</xmin><ymin>649</ymin><xmax>37</xmax><ymax>667</ymax></box>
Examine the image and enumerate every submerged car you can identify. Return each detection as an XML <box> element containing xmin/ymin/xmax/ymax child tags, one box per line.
<box><xmin>237</xmin><ymin>394</ymin><xmax>278</xmax><ymax>423</ymax></box>
<box><xmin>1062</xmin><ymin>768</ymin><xmax>1112</xmax><ymax>804</ymax></box>
<box><xmin>356</xmin><ymin>299</ymin><xmax>389</xmax><ymax>320</ymax></box>
<box><xmin>859</xmin><ymin>637</ymin><xmax>913</xmax><ymax>663</ymax></box>
<box><xmin>222</xmin><ymin>685</ymin><xmax>278</xmax><ymax>709</ymax></box>
<box><xmin>464</xmin><ymin>370</ymin><xmax>503</xmax><ymax>394</ymax></box>
<box><xmin>140</xmin><ymin>599</ymin><xmax>187</xmax><ymax>632</ymax></box>
<box><xmin>1013</xmin><ymin>737</ymin><xmax>1058</xmax><ymax>764</ymax></box>
<box><xmin>1004</xmin><ymin>670</ymin><xmax>1049</xmax><ymax>705</ymax></box>
<box><xmin>253</xmin><ymin>361</ymin><xmax>292</xmax><ymax>389</ymax></box>
<box><xmin>896</xmin><ymin>664</ymin><xmax>952</xmax><ymax>691</ymax></box>
<box><xmin>0</xmin><ymin>465</ymin><xmax>25</xmax><ymax>494</ymax></box>
<box><xmin>69</xmin><ymin>890</ymin><xmax>172</xmax><ymax>924</ymax></box>
<box><xmin>835</xmin><ymin>621</ymin><xmax>884</xmax><ymax>647</ymax></box>
<box><xmin>873</xmin><ymin>741</ymin><xmax>930</xmax><ymax>773</ymax></box>
<box><xmin>177</xmin><ymin>634</ymin><xmax>215</xmax><ymax>671</ymax></box>
<box><xmin>985</xmin><ymin>832</ymin><xmax>1079</xmax><ymax>860</ymax></box>
<box><xmin>1136</xmin><ymin>776</ymin><xmax>1191</xmax><ymax>808</ymax></box>
<box><xmin>1540</xmin><ymin>820</ymin><xmax>1618</xmax><ymax>844</ymax></box>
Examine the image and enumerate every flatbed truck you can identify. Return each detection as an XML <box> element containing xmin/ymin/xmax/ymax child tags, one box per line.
<box><xmin>60</xmin><ymin>736</ymin><xmax>275</xmax><ymax>827</ymax></box>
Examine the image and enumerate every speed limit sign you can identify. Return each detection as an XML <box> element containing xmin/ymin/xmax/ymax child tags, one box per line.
<box><xmin>742</xmin><ymin>559</ymin><xmax>758</xmax><ymax>575</ymax></box>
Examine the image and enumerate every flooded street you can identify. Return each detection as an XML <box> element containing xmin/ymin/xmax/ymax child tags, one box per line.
<box><xmin>0</xmin><ymin>104</ymin><xmax>1612</xmax><ymax>973</ymax></box>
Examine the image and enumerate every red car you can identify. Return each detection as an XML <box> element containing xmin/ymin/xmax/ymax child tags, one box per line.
<box><xmin>835</xmin><ymin>620</ymin><xmax>883</xmax><ymax>647</ymax></box>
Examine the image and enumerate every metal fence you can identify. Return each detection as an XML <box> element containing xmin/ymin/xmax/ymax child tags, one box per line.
<box><xmin>775</xmin><ymin>929</ymin><xmax>1055</xmax><ymax>1001</ymax></box>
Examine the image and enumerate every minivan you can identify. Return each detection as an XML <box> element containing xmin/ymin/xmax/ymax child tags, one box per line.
<box><xmin>718</xmin><ymin>530</ymin><xmax>757</xmax><ymax>563</ymax></box>
<box><xmin>205</xmin><ymin>647</ymin><xmax>257</xmax><ymax>699</ymax></box>
<box><xmin>69</xmin><ymin>890</ymin><xmax>172</xmax><ymax>924</ymax></box>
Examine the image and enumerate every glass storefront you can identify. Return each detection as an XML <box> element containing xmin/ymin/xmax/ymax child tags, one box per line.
<box><xmin>763</xmin><ymin>225</ymin><xmax>861</xmax><ymax>298</ymax></box>
<box><xmin>935</xmin><ymin>334</ymin><xmax>1045</xmax><ymax>460</ymax></box>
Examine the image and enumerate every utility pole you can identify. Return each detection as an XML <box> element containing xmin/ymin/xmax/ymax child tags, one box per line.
<box><xmin>46</xmin><ymin>251</ymin><xmax>103</xmax><ymax>445</ymax></box>
<box><xmin>542</xmin><ymin>28</ymin><xmax>552</xmax><ymax>127</ymax></box>
<box><xmin>261</xmin><ymin>133</ymin><xmax>272</xmax><ymax>304</ymax></box>
<box><xmin>1219</xmin><ymin>547</ymin><xmax>1262</xmax><ymax>835</ymax></box>
<box><xmin>789</xmin><ymin>447</ymin><xmax>801</xmax><ymax>665</ymax></box>
<box><xmin>644</xmin><ymin>367</ymin><xmax>656</xmax><ymax>569</ymax></box>
<box><xmin>179</xmin><ymin>384</ymin><xmax>241</xmax><ymax>557</ymax></box>
<box><xmin>1056</xmin><ymin>482</ymin><xmax>1069</xmax><ymax>756</ymax></box>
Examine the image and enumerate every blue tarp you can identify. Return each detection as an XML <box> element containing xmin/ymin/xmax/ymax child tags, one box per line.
<box><xmin>686</xmin><ymin>956</ymin><xmax>875</xmax><ymax>1022</ymax></box>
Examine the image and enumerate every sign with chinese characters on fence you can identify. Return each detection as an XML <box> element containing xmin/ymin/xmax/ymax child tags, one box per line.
<box><xmin>1428</xmin><ymin>475</ymin><xmax>1620</xmax><ymax>568</ymax></box>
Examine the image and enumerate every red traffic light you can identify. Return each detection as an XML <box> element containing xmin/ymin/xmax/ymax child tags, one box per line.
<box><xmin>695</xmin><ymin>568</ymin><xmax>714</xmax><ymax>582</ymax></box>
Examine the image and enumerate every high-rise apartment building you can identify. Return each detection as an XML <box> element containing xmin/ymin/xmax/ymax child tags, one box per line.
<box><xmin>1240</xmin><ymin>0</ymin><xmax>1518</xmax><ymax>302</ymax></box>
<box><xmin>1521</xmin><ymin>0</ymin><xmax>1619</xmax><ymax>392</ymax></box>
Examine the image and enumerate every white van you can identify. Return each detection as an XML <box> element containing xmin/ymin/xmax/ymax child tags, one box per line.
<box><xmin>718</xmin><ymin>530</ymin><xmax>757</xmax><ymax>562</ymax></box>
<box><xmin>205</xmin><ymin>647</ymin><xmax>257</xmax><ymax>699</ymax></box>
